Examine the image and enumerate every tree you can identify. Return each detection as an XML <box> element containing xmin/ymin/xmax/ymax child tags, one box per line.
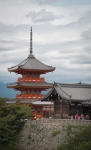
<box><xmin>0</xmin><ymin>97</ymin><xmax>6</xmax><ymax>106</ymax></box>
<box><xmin>0</xmin><ymin>98</ymin><xmax>32</xmax><ymax>150</ymax></box>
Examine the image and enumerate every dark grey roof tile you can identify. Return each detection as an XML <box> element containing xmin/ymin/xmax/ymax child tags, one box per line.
<box><xmin>8</xmin><ymin>54</ymin><xmax>55</xmax><ymax>72</ymax></box>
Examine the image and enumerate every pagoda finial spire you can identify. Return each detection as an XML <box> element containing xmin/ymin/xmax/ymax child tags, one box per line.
<box><xmin>30</xmin><ymin>27</ymin><xmax>33</xmax><ymax>54</ymax></box>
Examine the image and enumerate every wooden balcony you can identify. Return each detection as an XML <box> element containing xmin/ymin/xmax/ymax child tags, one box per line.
<box><xmin>18</xmin><ymin>77</ymin><xmax>45</xmax><ymax>82</ymax></box>
<box><xmin>16</xmin><ymin>93</ymin><xmax>44</xmax><ymax>99</ymax></box>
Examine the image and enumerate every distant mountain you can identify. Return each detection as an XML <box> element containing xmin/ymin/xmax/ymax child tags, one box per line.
<box><xmin>0</xmin><ymin>82</ymin><xmax>50</xmax><ymax>98</ymax></box>
<box><xmin>0</xmin><ymin>82</ymin><xmax>19</xmax><ymax>98</ymax></box>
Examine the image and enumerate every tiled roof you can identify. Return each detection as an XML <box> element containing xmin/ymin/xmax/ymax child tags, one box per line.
<box><xmin>8</xmin><ymin>53</ymin><xmax>55</xmax><ymax>72</ymax></box>
<box><xmin>41</xmin><ymin>82</ymin><xmax>91</xmax><ymax>102</ymax></box>
<box><xmin>56</xmin><ymin>82</ymin><xmax>91</xmax><ymax>101</ymax></box>
<box><xmin>7</xmin><ymin>82</ymin><xmax>53</xmax><ymax>88</ymax></box>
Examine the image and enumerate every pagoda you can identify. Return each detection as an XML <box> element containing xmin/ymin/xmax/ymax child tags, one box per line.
<box><xmin>7</xmin><ymin>27</ymin><xmax>55</xmax><ymax>101</ymax></box>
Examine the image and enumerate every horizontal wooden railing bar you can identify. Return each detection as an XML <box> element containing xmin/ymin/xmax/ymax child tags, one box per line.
<box><xmin>18</xmin><ymin>77</ymin><xmax>45</xmax><ymax>82</ymax></box>
<box><xmin>16</xmin><ymin>93</ymin><xmax>44</xmax><ymax>99</ymax></box>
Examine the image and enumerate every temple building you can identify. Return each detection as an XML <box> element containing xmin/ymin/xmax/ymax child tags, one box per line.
<box><xmin>41</xmin><ymin>82</ymin><xmax>91</xmax><ymax>119</ymax></box>
<box><xmin>6</xmin><ymin>28</ymin><xmax>91</xmax><ymax>119</ymax></box>
<box><xmin>7</xmin><ymin>27</ymin><xmax>55</xmax><ymax>101</ymax></box>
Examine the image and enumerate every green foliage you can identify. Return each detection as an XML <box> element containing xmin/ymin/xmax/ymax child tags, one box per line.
<box><xmin>0</xmin><ymin>101</ymin><xmax>32</xmax><ymax>150</ymax></box>
<box><xmin>0</xmin><ymin>97</ymin><xmax>6</xmax><ymax>106</ymax></box>
<box><xmin>36</xmin><ymin>127</ymin><xmax>43</xmax><ymax>133</ymax></box>
<box><xmin>62</xmin><ymin>124</ymin><xmax>66</xmax><ymax>131</ymax></box>
<box><xmin>30</xmin><ymin>123</ymin><xmax>38</xmax><ymax>129</ymax></box>
<box><xmin>57</xmin><ymin>125</ymin><xmax>91</xmax><ymax>150</ymax></box>
<box><xmin>66</xmin><ymin>124</ymin><xmax>73</xmax><ymax>136</ymax></box>
<box><xmin>40</xmin><ymin>136</ymin><xmax>44</xmax><ymax>141</ymax></box>
<box><xmin>31</xmin><ymin>138</ymin><xmax>35</xmax><ymax>142</ymax></box>
<box><xmin>28</xmin><ymin>134</ymin><xmax>31</xmax><ymax>139</ymax></box>
<box><xmin>52</xmin><ymin>130</ymin><xmax>60</xmax><ymax>136</ymax></box>
<box><xmin>27</xmin><ymin>140</ymin><xmax>31</xmax><ymax>144</ymax></box>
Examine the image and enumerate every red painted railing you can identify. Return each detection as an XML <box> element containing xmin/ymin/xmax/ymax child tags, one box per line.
<box><xmin>16</xmin><ymin>94</ymin><xmax>44</xmax><ymax>99</ymax></box>
<box><xmin>18</xmin><ymin>77</ymin><xmax>45</xmax><ymax>82</ymax></box>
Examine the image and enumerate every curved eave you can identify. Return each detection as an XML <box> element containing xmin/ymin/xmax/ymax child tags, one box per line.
<box><xmin>55</xmin><ymin>88</ymin><xmax>70</xmax><ymax>101</ymax></box>
<box><xmin>8</xmin><ymin>67</ymin><xmax>55</xmax><ymax>73</ymax></box>
<box><xmin>7</xmin><ymin>82</ymin><xmax>53</xmax><ymax>89</ymax></box>
<box><xmin>41</xmin><ymin>83</ymin><xmax>71</xmax><ymax>101</ymax></box>
<box><xmin>8</xmin><ymin>54</ymin><xmax>55</xmax><ymax>73</ymax></box>
<box><xmin>54</xmin><ymin>82</ymin><xmax>71</xmax><ymax>100</ymax></box>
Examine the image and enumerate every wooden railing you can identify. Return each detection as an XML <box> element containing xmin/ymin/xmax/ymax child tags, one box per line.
<box><xmin>18</xmin><ymin>77</ymin><xmax>45</xmax><ymax>82</ymax></box>
<box><xmin>16</xmin><ymin>93</ymin><xmax>44</xmax><ymax>99</ymax></box>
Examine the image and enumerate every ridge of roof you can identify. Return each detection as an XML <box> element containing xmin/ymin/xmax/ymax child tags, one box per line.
<box><xmin>54</xmin><ymin>83</ymin><xmax>70</xmax><ymax>100</ymax></box>
<box><xmin>55</xmin><ymin>82</ymin><xmax>91</xmax><ymax>88</ymax></box>
<box><xmin>57</xmin><ymin>83</ymin><xmax>71</xmax><ymax>97</ymax></box>
<box><xmin>8</xmin><ymin>57</ymin><xmax>28</xmax><ymax>70</ymax></box>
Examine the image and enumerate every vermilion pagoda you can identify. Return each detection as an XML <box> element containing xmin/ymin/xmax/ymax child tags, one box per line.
<box><xmin>7</xmin><ymin>27</ymin><xmax>55</xmax><ymax>101</ymax></box>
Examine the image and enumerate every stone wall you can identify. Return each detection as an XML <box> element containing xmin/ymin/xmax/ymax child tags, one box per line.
<box><xmin>18</xmin><ymin>119</ymin><xmax>91</xmax><ymax>150</ymax></box>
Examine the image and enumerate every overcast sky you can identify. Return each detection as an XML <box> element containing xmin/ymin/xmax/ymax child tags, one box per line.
<box><xmin>0</xmin><ymin>0</ymin><xmax>91</xmax><ymax>84</ymax></box>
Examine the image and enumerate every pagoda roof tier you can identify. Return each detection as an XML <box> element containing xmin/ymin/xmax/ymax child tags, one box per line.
<box><xmin>7</xmin><ymin>82</ymin><xmax>53</xmax><ymax>90</ymax></box>
<box><xmin>8</xmin><ymin>53</ymin><xmax>55</xmax><ymax>74</ymax></box>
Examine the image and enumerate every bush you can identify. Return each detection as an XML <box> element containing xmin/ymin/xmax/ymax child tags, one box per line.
<box><xmin>52</xmin><ymin>130</ymin><xmax>60</xmax><ymax>136</ymax></box>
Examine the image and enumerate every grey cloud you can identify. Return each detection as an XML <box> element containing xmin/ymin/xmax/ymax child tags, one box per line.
<box><xmin>26</xmin><ymin>9</ymin><xmax>60</xmax><ymax>22</ymax></box>
<box><xmin>25</xmin><ymin>0</ymin><xmax>60</xmax><ymax>6</ymax></box>
<box><xmin>70</xmin><ymin>55</ymin><xmax>91</xmax><ymax>64</ymax></box>
<box><xmin>24</xmin><ymin>0</ymin><xmax>91</xmax><ymax>7</ymax></box>
<box><xmin>0</xmin><ymin>40</ymin><xmax>14</xmax><ymax>44</ymax></box>
<box><xmin>45</xmin><ymin>66</ymin><xmax>91</xmax><ymax>83</ymax></box>
<box><xmin>0</xmin><ymin>47</ymin><xmax>13</xmax><ymax>51</ymax></box>
<box><xmin>81</xmin><ymin>28</ymin><xmax>91</xmax><ymax>40</ymax></box>
<box><xmin>0</xmin><ymin>49</ymin><xmax>29</xmax><ymax>64</ymax></box>
<box><xmin>83</xmin><ymin>47</ymin><xmax>91</xmax><ymax>54</ymax></box>
<box><xmin>80</xmin><ymin>10</ymin><xmax>91</xmax><ymax>22</ymax></box>
<box><xmin>62</xmin><ymin>10</ymin><xmax>91</xmax><ymax>29</ymax></box>
<box><xmin>0</xmin><ymin>22</ymin><xmax>30</xmax><ymax>34</ymax></box>
<box><xmin>0</xmin><ymin>39</ymin><xmax>29</xmax><ymax>52</ymax></box>
<box><xmin>0</xmin><ymin>16</ymin><xmax>91</xmax><ymax>84</ymax></box>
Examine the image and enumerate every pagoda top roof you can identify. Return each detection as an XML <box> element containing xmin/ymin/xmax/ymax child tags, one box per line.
<box><xmin>8</xmin><ymin>27</ymin><xmax>55</xmax><ymax>73</ymax></box>
<box><xmin>8</xmin><ymin>53</ymin><xmax>55</xmax><ymax>72</ymax></box>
